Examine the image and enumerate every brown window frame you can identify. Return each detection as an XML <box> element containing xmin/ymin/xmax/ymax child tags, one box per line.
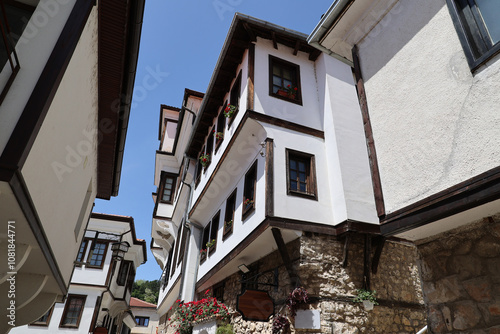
<box><xmin>195</xmin><ymin>145</ymin><xmax>204</xmax><ymax>188</ymax></box>
<box><xmin>75</xmin><ymin>239</ymin><xmax>88</xmax><ymax>266</ymax></box>
<box><xmin>177</xmin><ymin>221</ymin><xmax>188</xmax><ymax>266</ymax></box>
<box><xmin>269</xmin><ymin>55</ymin><xmax>302</xmax><ymax>105</ymax></box>
<box><xmin>228</xmin><ymin>71</ymin><xmax>242</xmax><ymax>126</ymax></box>
<box><xmin>86</xmin><ymin>240</ymin><xmax>109</xmax><ymax>269</ymax></box>
<box><xmin>30</xmin><ymin>304</ymin><xmax>54</xmax><ymax>327</ymax></box>
<box><xmin>215</xmin><ymin>105</ymin><xmax>226</xmax><ymax>153</ymax></box>
<box><xmin>116</xmin><ymin>260</ymin><xmax>132</xmax><ymax>286</ymax></box>
<box><xmin>242</xmin><ymin>161</ymin><xmax>257</xmax><ymax>220</ymax></box>
<box><xmin>200</xmin><ymin>225</ymin><xmax>210</xmax><ymax>264</ymax></box>
<box><xmin>135</xmin><ymin>316</ymin><xmax>150</xmax><ymax>327</ymax></box>
<box><xmin>286</xmin><ymin>149</ymin><xmax>317</xmax><ymax>200</ymax></box>
<box><xmin>204</xmin><ymin>126</ymin><xmax>215</xmax><ymax>170</ymax></box>
<box><xmin>59</xmin><ymin>294</ymin><xmax>86</xmax><ymax>328</ymax></box>
<box><xmin>223</xmin><ymin>189</ymin><xmax>237</xmax><ymax>239</ymax></box>
<box><xmin>159</xmin><ymin>172</ymin><xmax>177</xmax><ymax>204</ymax></box>
<box><xmin>208</xmin><ymin>211</ymin><xmax>220</xmax><ymax>255</ymax></box>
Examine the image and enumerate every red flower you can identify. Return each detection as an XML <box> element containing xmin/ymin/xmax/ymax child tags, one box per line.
<box><xmin>294</xmin><ymin>87</ymin><xmax>298</xmax><ymax>91</ymax></box>
<box><xmin>287</xmin><ymin>84</ymin><xmax>291</xmax><ymax>88</ymax></box>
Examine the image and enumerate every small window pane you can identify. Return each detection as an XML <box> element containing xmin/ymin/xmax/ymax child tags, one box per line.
<box><xmin>300</xmin><ymin>183</ymin><xmax>306</xmax><ymax>192</ymax></box>
<box><xmin>89</xmin><ymin>242</ymin><xmax>106</xmax><ymax>267</ymax></box>
<box><xmin>299</xmin><ymin>173</ymin><xmax>306</xmax><ymax>182</ymax></box>
<box><xmin>273</xmin><ymin>75</ymin><xmax>282</xmax><ymax>86</ymax></box>
<box><xmin>273</xmin><ymin>65</ymin><xmax>280</xmax><ymax>75</ymax></box>
<box><xmin>290</xmin><ymin>160</ymin><xmax>296</xmax><ymax>169</ymax></box>
<box><xmin>476</xmin><ymin>0</ymin><xmax>500</xmax><ymax>44</ymax></box>
<box><xmin>298</xmin><ymin>162</ymin><xmax>306</xmax><ymax>172</ymax></box>
<box><xmin>291</xmin><ymin>180</ymin><xmax>297</xmax><ymax>189</ymax></box>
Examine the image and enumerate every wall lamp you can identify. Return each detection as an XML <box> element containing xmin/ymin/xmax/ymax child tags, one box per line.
<box><xmin>111</xmin><ymin>241</ymin><xmax>130</xmax><ymax>261</ymax></box>
<box><xmin>238</xmin><ymin>264</ymin><xmax>250</xmax><ymax>273</ymax></box>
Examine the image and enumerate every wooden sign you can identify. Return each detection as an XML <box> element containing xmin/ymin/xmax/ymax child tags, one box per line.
<box><xmin>236</xmin><ymin>289</ymin><xmax>274</xmax><ymax>321</ymax></box>
<box><xmin>94</xmin><ymin>327</ymin><xmax>108</xmax><ymax>334</ymax></box>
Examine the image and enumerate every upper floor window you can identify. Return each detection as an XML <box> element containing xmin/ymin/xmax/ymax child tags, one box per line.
<box><xmin>228</xmin><ymin>71</ymin><xmax>242</xmax><ymax>125</ymax></box>
<box><xmin>242</xmin><ymin>161</ymin><xmax>257</xmax><ymax>219</ymax></box>
<box><xmin>117</xmin><ymin>260</ymin><xmax>132</xmax><ymax>286</ymax></box>
<box><xmin>30</xmin><ymin>305</ymin><xmax>54</xmax><ymax>327</ymax></box>
<box><xmin>215</xmin><ymin>105</ymin><xmax>226</xmax><ymax>153</ymax></box>
<box><xmin>269</xmin><ymin>55</ymin><xmax>302</xmax><ymax>104</ymax></box>
<box><xmin>135</xmin><ymin>316</ymin><xmax>150</xmax><ymax>327</ymax></box>
<box><xmin>75</xmin><ymin>240</ymin><xmax>88</xmax><ymax>265</ymax></box>
<box><xmin>286</xmin><ymin>149</ymin><xmax>317</xmax><ymax>200</ymax></box>
<box><xmin>447</xmin><ymin>0</ymin><xmax>500</xmax><ymax>70</ymax></box>
<box><xmin>160</xmin><ymin>172</ymin><xmax>177</xmax><ymax>204</ymax></box>
<box><xmin>60</xmin><ymin>295</ymin><xmax>86</xmax><ymax>328</ymax></box>
<box><xmin>87</xmin><ymin>241</ymin><xmax>108</xmax><ymax>269</ymax></box>
<box><xmin>223</xmin><ymin>189</ymin><xmax>236</xmax><ymax>239</ymax></box>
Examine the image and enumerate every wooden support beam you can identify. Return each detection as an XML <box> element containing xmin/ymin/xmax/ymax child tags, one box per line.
<box><xmin>342</xmin><ymin>233</ymin><xmax>350</xmax><ymax>268</ymax></box>
<box><xmin>271</xmin><ymin>228</ymin><xmax>301</xmax><ymax>287</ymax></box>
<box><xmin>293</xmin><ymin>40</ymin><xmax>300</xmax><ymax>56</ymax></box>
<box><xmin>363</xmin><ymin>234</ymin><xmax>372</xmax><ymax>291</ymax></box>
<box><xmin>242</xmin><ymin>22</ymin><xmax>256</xmax><ymax>42</ymax></box>
<box><xmin>271</xmin><ymin>31</ymin><xmax>278</xmax><ymax>49</ymax></box>
<box><xmin>371</xmin><ymin>236</ymin><xmax>386</xmax><ymax>274</ymax></box>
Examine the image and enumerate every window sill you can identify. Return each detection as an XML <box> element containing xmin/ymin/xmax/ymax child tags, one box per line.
<box><xmin>222</xmin><ymin>226</ymin><xmax>233</xmax><ymax>240</ymax></box>
<box><xmin>287</xmin><ymin>190</ymin><xmax>317</xmax><ymax>201</ymax></box>
<box><xmin>271</xmin><ymin>92</ymin><xmax>302</xmax><ymax>105</ymax></box>
<box><xmin>242</xmin><ymin>205</ymin><xmax>255</xmax><ymax>220</ymax></box>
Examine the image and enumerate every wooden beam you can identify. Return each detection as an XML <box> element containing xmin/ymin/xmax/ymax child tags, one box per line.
<box><xmin>371</xmin><ymin>236</ymin><xmax>386</xmax><ymax>274</ymax></box>
<box><xmin>342</xmin><ymin>234</ymin><xmax>350</xmax><ymax>268</ymax></box>
<box><xmin>247</xmin><ymin>43</ymin><xmax>254</xmax><ymax>111</ymax></box>
<box><xmin>271</xmin><ymin>228</ymin><xmax>301</xmax><ymax>287</ymax></box>
<box><xmin>271</xmin><ymin>31</ymin><xmax>278</xmax><ymax>49</ymax></box>
<box><xmin>265</xmin><ymin>138</ymin><xmax>274</xmax><ymax>217</ymax></box>
<box><xmin>363</xmin><ymin>234</ymin><xmax>372</xmax><ymax>291</ymax></box>
<box><xmin>242</xmin><ymin>22</ymin><xmax>256</xmax><ymax>42</ymax></box>
<box><xmin>293</xmin><ymin>40</ymin><xmax>300</xmax><ymax>56</ymax></box>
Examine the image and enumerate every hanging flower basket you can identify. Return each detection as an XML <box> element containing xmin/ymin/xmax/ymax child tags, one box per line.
<box><xmin>353</xmin><ymin>289</ymin><xmax>378</xmax><ymax>311</ymax></box>
<box><xmin>200</xmin><ymin>154</ymin><xmax>210</xmax><ymax>167</ymax></box>
<box><xmin>224</xmin><ymin>104</ymin><xmax>237</xmax><ymax>118</ymax></box>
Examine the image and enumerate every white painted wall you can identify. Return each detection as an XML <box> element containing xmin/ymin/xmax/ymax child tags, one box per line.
<box><xmin>130</xmin><ymin>308</ymin><xmax>159</xmax><ymax>334</ymax></box>
<box><xmin>21</xmin><ymin>5</ymin><xmax>99</xmax><ymax>284</ymax></box>
<box><xmin>253</xmin><ymin>37</ymin><xmax>322</xmax><ymax>131</ymax></box>
<box><xmin>357</xmin><ymin>0</ymin><xmax>500</xmax><ymax>213</ymax></box>
<box><xmin>0</xmin><ymin>0</ymin><xmax>77</xmax><ymax>154</ymax></box>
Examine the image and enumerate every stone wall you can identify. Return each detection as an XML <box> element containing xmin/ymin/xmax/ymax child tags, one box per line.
<box><xmin>222</xmin><ymin>232</ymin><xmax>426</xmax><ymax>334</ymax></box>
<box><xmin>417</xmin><ymin>216</ymin><xmax>500</xmax><ymax>333</ymax></box>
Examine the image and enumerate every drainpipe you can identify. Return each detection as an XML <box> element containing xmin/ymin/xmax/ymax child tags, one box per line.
<box><xmin>416</xmin><ymin>325</ymin><xmax>428</xmax><ymax>334</ymax></box>
<box><xmin>177</xmin><ymin>155</ymin><xmax>203</xmax><ymax>302</ymax></box>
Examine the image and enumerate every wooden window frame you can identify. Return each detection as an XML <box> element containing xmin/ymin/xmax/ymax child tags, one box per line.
<box><xmin>135</xmin><ymin>316</ymin><xmax>150</xmax><ymax>327</ymax></box>
<box><xmin>30</xmin><ymin>304</ymin><xmax>54</xmax><ymax>327</ymax></box>
<box><xmin>59</xmin><ymin>294</ymin><xmax>86</xmax><ymax>328</ymax></box>
<box><xmin>126</xmin><ymin>265</ymin><xmax>135</xmax><ymax>292</ymax></box>
<box><xmin>170</xmin><ymin>237</ymin><xmax>178</xmax><ymax>278</ymax></box>
<box><xmin>75</xmin><ymin>239</ymin><xmax>88</xmax><ymax>266</ymax></box>
<box><xmin>86</xmin><ymin>240</ymin><xmax>109</xmax><ymax>269</ymax></box>
<box><xmin>228</xmin><ymin>71</ymin><xmax>242</xmax><ymax>126</ymax></box>
<box><xmin>213</xmin><ymin>281</ymin><xmax>225</xmax><ymax>302</ymax></box>
<box><xmin>223</xmin><ymin>189</ymin><xmax>237</xmax><ymax>239</ymax></box>
<box><xmin>195</xmin><ymin>146</ymin><xmax>204</xmax><ymax>188</ymax></box>
<box><xmin>177</xmin><ymin>221</ymin><xmax>188</xmax><ymax>266</ymax></box>
<box><xmin>200</xmin><ymin>226</ymin><xmax>210</xmax><ymax>264</ymax></box>
<box><xmin>215</xmin><ymin>105</ymin><xmax>226</xmax><ymax>153</ymax></box>
<box><xmin>269</xmin><ymin>55</ymin><xmax>302</xmax><ymax>105</ymax></box>
<box><xmin>242</xmin><ymin>161</ymin><xmax>257</xmax><ymax>220</ymax></box>
<box><xmin>286</xmin><ymin>149</ymin><xmax>318</xmax><ymax>200</ymax></box>
<box><xmin>208</xmin><ymin>211</ymin><xmax>220</xmax><ymax>255</ymax></box>
<box><xmin>116</xmin><ymin>260</ymin><xmax>132</xmax><ymax>286</ymax></box>
<box><xmin>159</xmin><ymin>172</ymin><xmax>177</xmax><ymax>204</ymax></box>
<box><xmin>205</xmin><ymin>126</ymin><xmax>215</xmax><ymax>170</ymax></box>
<box><xmin>447</xmin><ymin>0</ymin><xmax>500</xmax><ymax>71</ymax></box>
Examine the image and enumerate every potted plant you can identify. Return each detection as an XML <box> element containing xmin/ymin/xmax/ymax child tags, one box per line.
<box><xmin>224</xmin><ymin>220</ymin><xmax>232</xmax><ymax>228</ymax></box>
<box><xmin>199</xmin><ymin>153</ymin><xmax>210</xmax><ymax>167</ymax></box>
<box><xmin>272</xmin><ymin>314</ymin><xmax>290</xmax><ymax>334</ymax></box>
<box><xmin>213</xmin><ymin>130</ymin><xmax>224</xmax><ymax>141</ymax></box>
<box><xmin>206</xmin><ymin>239</ymin><xmax>216</xmax><ymax>248</ymax></box>
<box><xmin>353</xmin><ymin>289</ymin><xmax>378</xmax><ymax>310</ymax></box>
<box><xmin>200</xmin><ymin>248</ymin><xmax>207</xmax><ymax>261</ymax></box>
<box><xmin>277</xmin><ymin>85</ymin><xmax>297</xmax><ymax>99</ymax></box>
<box><xmin>244</xmin><ymin>199</ymin><xmax>254</xmax><ymax>208</ymax></box>
<box><xmin>224</xmin><ymin>104</ymin><xmax>237</xmax><ymax>118</ymax></box>
<box><xmin>286</xmin><ymin>286</ymin><xmax>309</xmax><ymax>317</ymax></box>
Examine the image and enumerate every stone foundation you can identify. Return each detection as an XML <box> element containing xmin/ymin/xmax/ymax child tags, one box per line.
<box><xmin>158</xmin><ymin>232</ymin><xmax>426</xmax><ymax>334</ymax></box>
<box><xmin>417</xmin><ymin>216</ymin><xmax>500</xmax><ymax>333</ymax></box>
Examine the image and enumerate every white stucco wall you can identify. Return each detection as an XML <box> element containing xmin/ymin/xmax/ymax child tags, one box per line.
<box><xmin>358</xmin><ymin>0</ymin><xmax>500</xmax><ymax>213</ymax></box>
<box><xmin>0</xmin><ymin>0</ymin><xmax>77</xmax><ymax>154</ymax></box>
<box><xmin>130</xmin><ymin>308</ymin><xmax>159</xmax><ymax>334</ymax></box>
<box><xmin>21</xmin><ymin>5</ymin><xmax>99</xmax><ymax>284</ymax></box>
<box><xmin>253</xmin><ymin>37</ymin><xmax>322</xmax><ymax>131</ymax></box>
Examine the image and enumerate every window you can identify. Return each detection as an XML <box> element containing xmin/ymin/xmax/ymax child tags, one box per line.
<box><xmin>223</xmin><ymin>189</ymin><xmax>236</xmax><ymax>239</ymax></box>
<box><xmin>269</xmin><ymin>55</ymin><xmax>302</xmax><ymax>104</ymax></box>
<box><xmin>242</xmin><ymin>161</ymin><xmax>257</xmax><ymax>219</ymax></box>
<box><xmin>205</xmin><ymin>126</ymin><xmax>215</xmax><ymax>169</ymax></box>
<box><xmin>447</xmin><ymin>0</ymin><xmax>500</xmax><ymax>70</ymax></box>
<box><xmin>177</xmin><ymin>222</ymin><xmax>188</xmax><ymax>265</ymax></box>
<box><xmin>213</xmin><ymin>282</ymin><xmax>225</xmax><ymax>302</ymax></box>
<box><xmin>160</xmin><ymin>172</ymin><xmax>177</xmax><ymax>204</ymax></box>
<box><xmin>30</xmin><ymin>305</ymin><xmax>54</xmax><ymax>326</ymax></box>
<box><xmin>75</xmin><ymin>240</ymin><xmax>88</xmax><ymax>265</ymax></box>
<box><xmin>135</xmin><ymin>316</ymin><xmax>150</xmax><ymax>327</ymax></box>
<box><xmin>170</xmin><ymin>238</ymin><xmax>178</xmax><ymax>277</ymax></box>
<box><xmin>126</xmin><ymin>265</ymin><xmax>135</xmax><ymax>292</ymax></box>
<box><xmin>286</xmin><ymin>149</ymin><xmax>317</xmax><ymax>200</ymax></box>
<box><xmin>208</xmin><ymin>211</ymin><xmax>220</xmax><ymax>254</ymax></box>
<box><xmin>200</xmin><ymin>226</ymin><xmax>210</xmax><ymax>263</ymax></box>
<box><xmin>60</xmin><ymin>295</ymin><xmax>86</xmax><ymax>328</ymax></box>
<box><xmin>87</xmin><ymin>241</ymin><xmax>108</xmax><ymax>269</ymax></box>
<box><xmin>215</xmin><ymin>105</ymin><xmax>226</xmax><ymax>152</ymax></box>
<box><xmin>228</xmin><ymin>72</ymin><xmax>242</xmax><ymax>125</ymax></box>
<box><xmin>195</xmin><ymin>146</ymin><xmax>204</xmax><ymax>187</ymax></box>
<box><xmin>117</xmin><ymin>261</ymin><xmax>132</xmax><ymax>286</ymax></box>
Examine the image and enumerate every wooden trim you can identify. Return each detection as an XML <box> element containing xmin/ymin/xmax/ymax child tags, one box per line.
<box><xmin>371</xmin><ymin>236</ymin><xmax>386</xmax><ymax>274</ymax></box>
<box><xmin>362</xmin><ymin>234</ymin><xmax>372</xmax><ymax>290</ymax></box>
<box><xmin>9</xmin><ymin>171</ymin><xmax>67</xmax><ymax>295</ymax></box>
<box><xmin>285</xmin><ymin>148</ymin><xmax>318</xmax><ymax>200</ymax></box>
<box><xmin>223</xmin><ymin>189</ymin><xmax>237</xmax><ymax>240</ymax></box>
<box><xmin>352</xmin><ymin>45</ymin><xmax>385</xmax><ymax>217</ymax></box>
<box><xmin>271</xmin><ymin>228</ymin><xmax>301</xmax><ymax>286</ymax></box>
<box><xmin>248</xmin><ymin>111</ymin><xmax>324</xmax><ymax>139</ymax></box>
<box><xmin>265</xmin><ymin>138</ymin><xmax>274</xmax><ymax>217</ymax></box>
<box><xmin>247</xmin><ymin>43</ymin><xmax>255</xmax><ymax>111</ymax></box>
<box><xmin>88</xmin><ymin>295</ymin><xmax>101</xmax><ymax>333</ymax></box>
<box><xmin>380</xmin><ymin>165</ymin><xmax>500</xmax><ymax>236</ymax></box>
<box><xmin>0</xmin><ymin>0</ymin><xmax>95</xmax><ymax>177</ymax></box>
<box><xmin>86</xmin><ymin>240</ymin><xmax>110</xmax><ymax>269</ymax></box>
<box><xmin>242</xmin><ymin>161</ymin><xmax>257</xmax><ymax>220</ymax></box>
<box><xmin>159</xmin><ymin>172</ymin><xmax>178</xmax><ymax>204</ymax></box>
<box><xmin>59</xmin><ymin>294</ymin><xmax>87</xmax><ymax>328</ymax></box>
<box><xmin>228</xmin><ymin>70</ymin><xmax>242</xmax><ymax>127</ymax></box>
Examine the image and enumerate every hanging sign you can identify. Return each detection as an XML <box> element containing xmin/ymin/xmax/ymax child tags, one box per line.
<box><xmin>236</xmin><ymin>289</ymin><xmax>274</xmax><ymax>321</ymax></box>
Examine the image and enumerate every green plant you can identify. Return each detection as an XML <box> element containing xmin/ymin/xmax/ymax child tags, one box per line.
<box><xmin>199</xmin><ymin>154</ymin><xmax>210</xmax><ymax>167</ymax></box>
<box><xmin>224</xmin><ymin>220</ymin><xmax>232</xmax><ymax>227</ymax></box>
<box><xmin>224</xmin><ymin>104</ymin><xmax>237</xmax><ymax>118</ymax></box>
<box><xmin>216</xmin><ymin>323</ymin><xmax>234</xmax><ymax>334</ymax></box>
<box><xmin>215</xmin><ymin>131</ymin><xmax>224</xmax><ymax>140</ymax></box>
<box><xmin>200</xmin><ymin>249</ymin><xmax>207</xmax><ymax>255</ymax></box>
<box><xmin>206</xmin><ymin>239</ymin><xmax>216</xmax><ymax>248</ymax></box>
<box><xmin>353</xmin><ymin>289</ymin><xmax>378</xmax><ymax>305</ymax></box>
<box><xmin>244</xmin><ymin>199</ymin><xmax>254</xmax><ymax>206</ymax></box>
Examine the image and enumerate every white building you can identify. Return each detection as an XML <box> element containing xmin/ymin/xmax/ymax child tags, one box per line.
<box><xmin>0</xmin><ymin>1</ymin><xmax>145</xmax><ymax>332</ymax></box>
<box><xmin>308</xmin><ymin>0</ymin><xmax>500</xmax><ymax>332</ymax></box>
<box><xmin>130</xmin><ymin>297</ymin><xmax>159</xmax><ymax>334</ymax></box>
<box><xmin>151</xmin><ymin>13</ymin><xmax>426</xmax><ymax>334</ymax></box>
<box><xmin>10</xmin><ymin>213</ymin><xmax>147</xmax><ymax>334</ymax></box>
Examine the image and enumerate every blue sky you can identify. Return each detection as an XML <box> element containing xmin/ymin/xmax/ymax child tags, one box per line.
<box><xmin>93</xmin><ymin>1</ymin><xmax>334</xmax><ymax>281</ymax></box>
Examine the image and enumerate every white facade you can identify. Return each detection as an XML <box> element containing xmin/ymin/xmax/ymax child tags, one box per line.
<box><xmin>152</xmin><ymin>13</ymin><xmax>378</xmax><ymax>326</ymax></box>
<box><xmin>130</xmin><ymin>298</ymin><xmax>159</xmax><ymax>334</ymax></box>
<box><xmin>10</xmin><ymin>213</ymin><xmax>147</xmax><ymax>334</ymax></box>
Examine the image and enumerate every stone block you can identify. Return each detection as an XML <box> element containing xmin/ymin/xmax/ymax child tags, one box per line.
<box><xmin>424</xmin><ymin>276</ymin><xmax>465</xmax><ymax>304</ymax></box>
<box><xmin>450</xmin><ymin>255</ymin><xmax>483</xmax><ymax>280</ymax></box>
<box><xmin>453</xmin><ymin>301</ymin><xmax>483</xmax><ymax>331</ymax></box>
<box><xmin>428</xmin><ymin>305</ymin><xmax>447</xmax><ymax>333</ymax></box>
<box><xmin>474</xmin><ymin>237</ymin><xmax>500</xmax><ymax>258</ymax></box>
<box><xmin>463</xmin><ymin>277</ymin><xmax>493</xmax><ymax>302</ymax></box>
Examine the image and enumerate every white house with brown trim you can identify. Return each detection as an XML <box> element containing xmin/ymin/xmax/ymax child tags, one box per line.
<box><xmin>0</xmin><ymin>1</ymin><xmax>145</xmax><ymax>332</ymax></box>
<box><xmin>130</xmin><ymin>298</ymin><xmax>159</xmax><ymax>334</ymax></box>
<box><xmin>10</xmin><ymin>213</ymin><xmax>147</xmax><ymax>334</ymax></box>
<box><xmin>308</xmin><ymin>0</ymin><xmax>500</xmax><ymax>332</ymax></box>
<box><xmin>151</xmin><ymin>13</ymin><xmax>426</xmax><ymax>334</ymax></box>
